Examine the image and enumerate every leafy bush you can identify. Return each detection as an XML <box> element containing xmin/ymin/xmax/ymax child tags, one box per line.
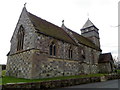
<box><xmin>2</xmin><ymin>70</ymin><xmax>6</xmax><ymax>77</ymax></box>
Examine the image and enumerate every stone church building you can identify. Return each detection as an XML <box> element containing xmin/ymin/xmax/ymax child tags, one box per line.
<box><xmin>6</xmin><ymin>6</ymin><xmax>114</xmax><ymax>79</ymax></box>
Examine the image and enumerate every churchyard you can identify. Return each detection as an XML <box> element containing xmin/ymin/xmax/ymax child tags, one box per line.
<box><xmin>1</xmin><ymin>70</ymin><xmax>106</xmax><ymax>85</ymax></box>
<box><xmin>0</xmin><ymin>69</ymin><xmax>120</xmax><ymax>89</ymax></box>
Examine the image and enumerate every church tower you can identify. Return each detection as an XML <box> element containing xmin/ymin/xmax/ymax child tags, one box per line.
<box><xmin>81</xmin><ymin>19</ymin><xmax>100</xmax><ymax>47</ymax></box>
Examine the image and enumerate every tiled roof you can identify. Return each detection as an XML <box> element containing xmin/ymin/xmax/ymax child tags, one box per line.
<box><xmin>81</xmin><ymin>19</ymin><xmax>98</xmax><ymax>30</ymax></box>
<box><xmin>28</xmin><ymin>12</ymin><xmax>76</xmax><ymax>45</ymax></box>
<box><xmin>66</xmin><ymin>28</ymin><xmax>101</xmax><ymax>50</ymax></box>
<box><xmin>27</xmin><ymin>11</ymin><xmax>100</xmax><ymax>50</ymax></box>
<box><xmin>98</xmin><ymin>53</ymin><xmax>113</xmax><ymax>63</ymax></box>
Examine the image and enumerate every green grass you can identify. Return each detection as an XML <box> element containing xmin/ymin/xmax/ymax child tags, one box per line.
<box><xmin>0</xmin><ymin>72</ymin><xmax>106</xmax><ymax>85</ymax></box>
<box><xmin>117</xmin><ymin>69</ymin><xmax>120</xmax><ymax>74</ymax></box>
<box><xmin>0</xmin><ymin>78</ymin><xmax>2</xmax><ymax>85</ymax></box>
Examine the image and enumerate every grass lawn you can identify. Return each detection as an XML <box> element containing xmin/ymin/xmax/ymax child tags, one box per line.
<box><xmin>0</xmin><ymin>72</ymin><xmax>106</xmax><ymax>85</ymax></box>
<box><xmin>117</xmin><ymin>69</ymin><xmax>120</xmax><ymax>74</ymax></box>
<box><xmin>0</xmin><ymin>78</ymin><xmax>2</xmax><ymax>85</ymax></box>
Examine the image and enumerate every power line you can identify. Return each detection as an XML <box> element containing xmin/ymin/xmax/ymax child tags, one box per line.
<box><xmin>110</xmin><ymin>25</ymin><xmax>120</xmax><ymax>28</ymax></box>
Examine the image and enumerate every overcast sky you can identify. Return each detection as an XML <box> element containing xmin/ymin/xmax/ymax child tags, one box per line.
<box><xmin>0</xmin><ymin>0</ymin><xmax>118</xmax><ymax>64</ymax></box>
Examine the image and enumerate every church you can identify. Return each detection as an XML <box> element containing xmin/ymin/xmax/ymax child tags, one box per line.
<box><xmin>6</xmin><ymin>6</ymin><xmax>114</xmax><ymax>79</ymax></box>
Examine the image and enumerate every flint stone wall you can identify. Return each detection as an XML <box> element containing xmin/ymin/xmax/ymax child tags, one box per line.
<box><xmin>31</xmin><ymin>54</ymin><xmax>83</xmax><ymax>79</ymax></box>
<box><xmin>6</xmin><ymin>50</ymin><xmax>34</xmax><ymax>79</ymax></box>
<box><xmin>35</xmin><ymin>33</ymin><xmax>80</xmax><ymax>60</ymax></box>
<box><xmin>10</xmin><ymin>7</ymin><xmax>36</xmax><ymax>55</ymax></box>
<box><xmin>6</xmin><ymin>48</ymin><xmax>99</xmax><ymax>79</ymax></box>
<box><xmin>99</xmin><ymin>63</ymin><xmax>112</xmax><ymax>73</ymax></box>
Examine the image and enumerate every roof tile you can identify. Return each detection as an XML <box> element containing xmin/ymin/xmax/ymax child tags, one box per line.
<box><xmin>27</xmin><ymin>12</ymin><xmax>101</xmax><ymax>50</ymax></box>
<box><xmin>28</xmin><ymin>12</ymin><xmax>76</xmax><ymax>45</ymax></box>
<box><xmin>98</xmin><ymin>53</ymin><xmax>113</xmax><ymax>63</ymax></box>
<box><xmin>81</xmin><ymin>19</ymin><xmax>98</xmax><ymax>30</ymax></box>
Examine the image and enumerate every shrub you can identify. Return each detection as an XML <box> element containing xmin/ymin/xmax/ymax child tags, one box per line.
<box><xmin>2</xmin><ymin>70</ymin><xmax>6</xmax><ymax>77</ymax></box>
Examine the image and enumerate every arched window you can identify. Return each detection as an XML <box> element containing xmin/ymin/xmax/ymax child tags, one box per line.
<box><xmin>17</xmin><ymin>25</ymin><xmax>25</xmax><ymax>51</ymax></box>
<box><xmin>68</xmin><ymin>47</ymin><xmax>72</xmax><ymax>59</ymax></box>
<box><xmin>49</xmin><ymin>44</ymin><xmax>53</xmax><ymax>55</ymax></box>
<box><xmin>53</xmin><ymin>45</ymin><xmax>56</xmax><ymax>56</ymax></box>
<box><xmin>81</xmin><ymin>49</ymin><xmax>85</xmax><ymax>59</ymax></box>
<box><xmin>49</xmin><ymin>42</ymin><xmax>56</xmax><ymax>56</ymax></box>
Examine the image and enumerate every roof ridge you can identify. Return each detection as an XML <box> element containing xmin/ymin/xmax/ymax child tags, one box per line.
<box><xmin>62</xmin><ymin>26</ymin><xmax>101</xmax><ymax>50</ymax></box>
<box><xmin>101</xmin><ymin>52</ymin><xmax>112</xmax><ymax>55</ymax></box>
<box><xmin>28</xmin><ymin>12</ymin><xmax>77</xmax><ymax>45</ymax></box>
<box><xmin>66</xmin><ymin>27</ymin><xmax>96</xmax><ymax>45</ymax></box>
<box><xmin>28</xmin><ymin>12</ymin><xmax>64</xmax><ymax>30</ymax></box>
<box><xmin>99</xmin><ymin>53</ymin><xmax>113</xmax><ymax>63</ymax></box>
<box><xmin>27</xmin><ymin>12</ymin><xmax>100</xmax><ymax>50</ymax></box>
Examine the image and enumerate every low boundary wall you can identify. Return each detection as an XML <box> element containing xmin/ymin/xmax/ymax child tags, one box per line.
<box><xmin>1</xmin><ymin>74</ymin><xmax>120</xmax><ymax>89</ymax></box>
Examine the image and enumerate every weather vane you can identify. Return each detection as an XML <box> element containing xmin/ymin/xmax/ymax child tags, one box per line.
<box><xmin>87</xmin><ymin>12</ymin><xmax>89</xmax><ymax>19</ymax></box>
<box><xmin>24</xmin><ymin>3</ymin><xmax>27</xmax><ymax>7</ymax></box>
<box><xmin>62</xmin><ymin>20</ymin><xmax>64</xmax><ymax>25</ymax></box>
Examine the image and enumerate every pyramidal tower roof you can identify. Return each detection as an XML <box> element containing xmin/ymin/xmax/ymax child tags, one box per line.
<box><xmin>81</xmin><ymin>19</ymin><xmax>97</xmax><ymax>30</ymax></box>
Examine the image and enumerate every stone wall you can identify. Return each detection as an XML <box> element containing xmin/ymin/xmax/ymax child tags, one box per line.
<box><xmin>6</xmin><ymin>48</ymin><xmax>83</xmax><ymax>79</ymax></box>
<box><xmin>35</xmin><ymin>33</ymin><xmax>80</xmax><ymax>60</ymax></box>
<box><xmin>2</xmin><ymin>74</ymin><xmax>120</xmax><ymax>89</ymax></box>
<box><xmin>6</xmin><ymin>8</ymin><xmax>38</xmax><ymax>79</ymax></box>
<box><xmin>82</xmin><ymin>63</ymin><xmax>98</xmax><ymax>74</ymax></box>
<box><xmin>10</xmin><ymin>8</ymin><xmax>36</xmax><ymax>55</ymax></box>
<box><xmin>81</xmin><ymin>46</ymin><xmax>100</xmax><ymax>74</ymax></box>
<box><xmin>90</xmin><ymin>64</ymin><xmax>99</xmax><ymax>74</ymax></box>
<box><xmin>31</xmin><ymin>49</ymin><xmax>82</xmax><ymax>79</ymax></box>
<box><xmin>35</xmin><ymin>32</ymin><xmax>100</xmax><ymax>64</ymax></box>
<box><xmin>2</xmin><ymin>77</ymin><xmax>99</xmax><ymax>89</ymax></box>
<box><xmin>30</xmin><ymin>33</ymin><xmax>100</xmax><ymax>78</ymax></box>
<box><xmin>6</xmin><ymin>49</ymin><xmax>34</xmax><ymax>79</ymax></box>
<box><xmin>98</xmin><ymin>63</ymin><xmax>112</xmax><ymax>73</ymax></box>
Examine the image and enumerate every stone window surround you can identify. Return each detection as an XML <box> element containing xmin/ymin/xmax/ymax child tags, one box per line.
<box><xmin>68</xmin><ymin>46</ymin><xmax>73</xmax><ymax>59</ymax></box>
<box><xmin>81</xmin><ymin>49</ymin><xmax>86</xmax><ymax>59</ymax></box>
<box><xmin>49</xmin><ymin>41</ymin><xmax>57</xmax><ymax>57</ymax></box>
<box><xmin>17</xmin><ymin>25</ymin><xmax>25</xmax><ymax>51</ymax></box>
